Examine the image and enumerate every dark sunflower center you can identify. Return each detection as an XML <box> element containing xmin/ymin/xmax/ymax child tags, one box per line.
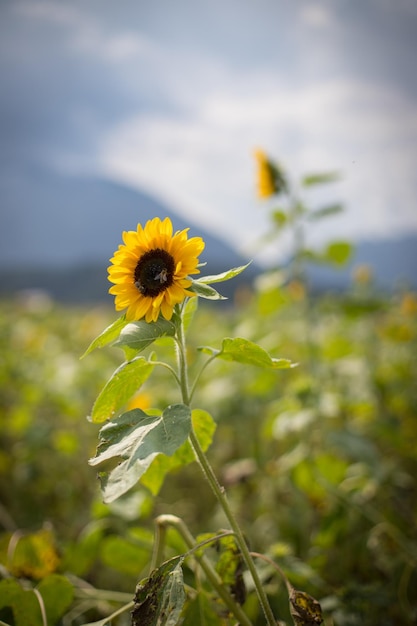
<box><xmin>134</xmin><ymin>248</ymin><xmax>175</xmax><ymax>297</ymax></box>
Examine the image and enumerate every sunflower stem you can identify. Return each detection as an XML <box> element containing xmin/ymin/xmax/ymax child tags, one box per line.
<box><xmin>176</xmin><ymin>311</ymin><xmax>277</xmax><ymax>626</ymax></box>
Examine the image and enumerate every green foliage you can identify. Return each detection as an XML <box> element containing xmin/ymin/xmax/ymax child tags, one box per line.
<box><xmin>81</xmin><ymin>314</ymin><xmax>129</xmax><ymax>357</ymax></box>
<box><xmin>113</xmin><ymin>318</ymin><xmax>177</xmax><ymax>357</ymax></box>
<box><xmin>1</xmin><ymin>167</ymin><xmax>417</xmax><ymax>626</ymax></box>
<box><xmin>131</xmin><ymin>557</ymin><xmax>185</xmax><ymax>626</ymax></box>
<box><xmin>0</xmin><ymin>575</ymin><xmax>73</xmax><ymax>626</ymax></box>
<box><xmin>194</xmin><ymin>263</ymin><xmax>252</xmax><ymax>285</ymax></box>
<box><xmin>141</xmin><ymin>409</ymin><xmax>216</xmax><ymax>495</ymax></box>
<box><xmin>199</xmin><ymin>337</ymin><xmax>295</xmax><ymax>369</ymax></box>
<box><xmin>190</xmin><ymin>263</ymin><xmax>251</xmax><ymax>300</ymax></box>
<box><xmin>90</xmin><ymin>404</ymin><xmax>192</xmax><ymax>503</ymax></box>
<box><xmin>1</xmin><ymin>287</ymin><xmax>416</xmax><ymax>624</ymax></box>
<box><xmin>90</xmin><ymin>357</ymin><xmax>154</xmax><ymax>423</ymax></box>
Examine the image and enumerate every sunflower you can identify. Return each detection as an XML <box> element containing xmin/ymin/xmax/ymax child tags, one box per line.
<box><xmin>108</xmin><ymin>217</ymin><xmax>205</xmax><ymax>322</ymax></box>
<box><xmin>254</xmin><ymin>149</ymin><xmax>287</xmax><ymax>199</ymax></box>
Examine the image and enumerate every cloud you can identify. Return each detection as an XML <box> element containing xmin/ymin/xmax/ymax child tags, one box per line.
<box><xmin>3</xmin><ymin>0</ymin><xmax>417</xmax><ymax>265</ymax></box>
<box><xmin>13</xmin><ymin>0</ymin><xmax>81</xmax><ymax>24</ymax></box>
<box><xmin>13</xmin><ymin>0</ymin><xmax>151</xmax><ymax>63</ymax></box>
<box><xmin>299</xmin><ymin>3</ymin><xmax>335</xmax><ymax>28</ymax></box>
<box><xmin>96</xmin><ymin>60</ymin><xmax>417</xmax><ymax>264</ymax></box>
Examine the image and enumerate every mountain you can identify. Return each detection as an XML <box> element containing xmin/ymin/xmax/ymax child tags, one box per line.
<box><xmin>1</xmin><ymin>164</ymin><xmax>416</xmax><ymax>302</ymax></box>
<box><xmin>0</xmin><ymin>164</ymin><xmax>246</xmax><ymax>269</ymax></box>
<box><xmin>305</xmin><ymin>234</ymin><xmax>417</xmax><ymax>292</ymax></box>
<box><xmin>0</xmin><ymin>165</ymin><xmax>255</xmax><ymax>302</ymax></box>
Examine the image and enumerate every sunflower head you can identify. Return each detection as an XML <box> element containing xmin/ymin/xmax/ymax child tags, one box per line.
<box><xmin>108</xmin><ymin>217</ymin><xmax>205</xmax><ymax>323</ymax></box>
<box><xmin>254</xmin><ymin>149</ymin><xmax>287</xmax><ymax>199</ymax></box>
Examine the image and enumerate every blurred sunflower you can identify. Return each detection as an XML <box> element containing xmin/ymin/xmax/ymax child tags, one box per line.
<box><xmin>254</xmin><ymin>149</ymin><xmax>287</xmax><ymax>198</ymax></box>
<box><xmin>108</xmin><ymin>217</ymin><xmax>205</xmax><ymax>322</ymax></box>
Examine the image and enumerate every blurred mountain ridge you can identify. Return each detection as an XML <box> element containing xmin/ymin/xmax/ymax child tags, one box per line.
<box><xmin>0</xmin><ymin>165</ymin><xmax>255</xmax><ymax>301</ymax></box>
<box><xmin>1</xmin><ymin>166</ymin><xmax>416</xmax><ymax>301</ymax></box>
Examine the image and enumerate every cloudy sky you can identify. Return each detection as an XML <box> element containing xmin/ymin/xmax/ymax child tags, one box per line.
<box><xmin>2</xmin><ymin>0</ymin><xmax>417</xmax><ymax>263</ymax></box>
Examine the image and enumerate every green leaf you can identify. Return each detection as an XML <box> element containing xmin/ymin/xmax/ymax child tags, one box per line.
<box><xmin>140</xmin><ymin>409</ymin><xmax>216</xmax><ymax>495</ymax></box>
<box><xmin>199</xmin><ymin>337</ymin><xmax>295</xmax><ymax>369</ymax></box>
<box><xmin>215</xmin><ymin>535</ymin><xmax>245</xmax><ymax>601</ymax></box>
<box><xmin>7</xmin><ymin>528</ymin><xmax>60</xmax><ymax>580</ymax></box>
<box><xmin>301</xmin><ymin>171</ymin><xmax>340</xmax><ymax>187</ymax></box>
<box><xmin>302</xmin><ymin>241</ymin><xmax>352</xmax><ymax>266</ymax></box>
<box><xmin>194</xmin><ymin>262</ymin><xmax>251</xmax><ymax>285</ymax></box>
<box><xmin>181</xmin><ymin>594</ymin><xmax>221</xmax><ymax>626</ymax></box>
<box><xmin>100</xmin><ymin>536</ymin><xmax>151</xmax><ymax>577</ymax></box>
<box><xmin>81</xmin><ymin>315</ymin><xmax>128</xmax><ymax>358</ymax></box>
<box><xmin>62</xmin><ymin>520</ymin><xmax>107</xmax><ymax>577</ymax></box>
<box><xmin>323</xmin><ymin>241</ymin><xmax>352</xmax><ymax>265</ymax></box>
<box><xmin>89</xmin><ymin>404</ymin><xmax>192</xmax><ymax>503</ymax></box>
<box><xmin>113</xmin><ymin>318</ymin><xmax>176</xmax><ymax>355</ymax></box>
<box><xmin>182</xmin><ymin>296</ymin><xmax>198</xmax><ymax>333</ymax></box>
<box><xmin>90</xmin><ymin>357</ymin><xmax>154</xmax><ymax>424</ymax></box>
<box><xmin>36</xmin><ymin>574</ymin><xmax>74</xmax><ymax>626</ymax></box>
<box><xmin>271</xmin><ymin>209</ymin><xmax>288</xmax><ymax>229</ymax></box>
<box><xmin>132</xmin><ymin>557</ymin><xmax>185</xmax><ymax>626</ymax></box>
<box><xmin>0</xmin><ymin>578</ymin><xmax>43</xmax><ymax>626</ymax></box>
<box><xmin>307</xmin><ymin>203</ymin><xmax>344</xmax><ymax>221</ymax></box>
<box><xmin>189</xmin><ymin>280</ymin><xmax>227</xmax><ymax>300</ymax></box>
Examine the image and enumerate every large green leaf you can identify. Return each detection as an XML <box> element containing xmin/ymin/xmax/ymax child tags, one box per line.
<box><xmin>100</xmin><ymin>536</ymin><xmax>151</xmax><ymax>577</ymax></box>
<box><xmin>113</xmin><ymin>318</ymin><xmax>176</xmax><ymax>355</ymax></box>
<box><xmin>323</xmin><ymin>241</ymin><xmax>352</xmax><ymax>265</ymax></box>
<box><xmin>81</xmin><ymin>315</ymin><xmax>128</xmax><ymax>358</ymax></box>
<box><xmin>89</xmin><ymin>357</ymin><xmax>154</xmax><ymax>424</ymax></box>
<box><xmin>36</xmin><ymin>575</ymin><xmax>74</xmax><ymax>626</ymax></box>
<box><xmin>140</xmin><ymin>409</ymin><xmax>216</xmax><ymax>495</ymax></box>
<box><xmin>199</xmin><ymin>337</ymin><xmax>295</xmax><ymax>369</ymax></box>
<box><xmin>89</xmin><ymin>405</ymin><xmax>192</xmax><ymax>503</ymax></box>
<box><xmin>132</xmin><ymin>557</ymin><xmax>185</xmax><ymax>626</ymax></box>
<box><xmin>194</xmin><ymin>262</ymin><xmax>251</xmax><ymax>285</ymax></box>
<box><xmin>0</xmin><ymin>579</ymin><xmax>43</xmax><ymax>626</ymax></box>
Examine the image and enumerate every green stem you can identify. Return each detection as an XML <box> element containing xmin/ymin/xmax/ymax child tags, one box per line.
<box><xmin>154</xmin><ymin>514</ymin><xmax>253</xmax><ymax>626</ymax></box>
<box><xmin>150</xmin><ymin>517</ymin><xmax>167</xmax><ymax>571</ymax></box>
<box><xmin>153</xmin><ymin>359</ymin><xmax>181</xmax><ymax>387</ymax></box>
<box><xmin>176</xmin><ymin>314</ymin><xmax>277</xmax><ymax>626</ymax></box>
<box><xmin>188</xmin><ymin>429</ymin><xmax>277</xmax><ymax>626</ymax></box>
<box><xmin>189</xmin><ymin>353</ymin><xmax>218</xmax><ymax>403</ymax></box>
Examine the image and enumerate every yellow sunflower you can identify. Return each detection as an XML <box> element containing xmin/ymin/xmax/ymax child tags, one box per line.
<box><xmin>108</xmin><ymin>217</ymin><xmax>205</xmax><ymax>322</ymax></box>
<box><xmin>254</xmin><ymin>149</ymin><xmax>287</xmax><ymax>199</ymax></box>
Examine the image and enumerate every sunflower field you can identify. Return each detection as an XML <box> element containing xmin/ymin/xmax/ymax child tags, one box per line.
<box><xmin>1</xmin><ymin>157</ymin><xmax>417</xmax><ymax>625</ymax></box>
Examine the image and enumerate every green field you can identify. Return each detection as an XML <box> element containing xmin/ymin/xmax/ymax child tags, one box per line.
<box><xmin>0</xmin><ymin>276</ymin><xmax>416</xmax><ymax>625</ymax></box>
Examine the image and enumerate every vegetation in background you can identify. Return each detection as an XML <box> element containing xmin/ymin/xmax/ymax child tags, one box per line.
<box><xmin>0</xmin><ymin>155</ymin><xmax>416</xmax><ymax>625</ymax></box>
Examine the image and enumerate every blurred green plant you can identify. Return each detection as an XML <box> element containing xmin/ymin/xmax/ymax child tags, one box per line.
<box><xmin>253</xmin><ymin>148</ymin><xmax>352</xmax><ymax>284</ymax></box>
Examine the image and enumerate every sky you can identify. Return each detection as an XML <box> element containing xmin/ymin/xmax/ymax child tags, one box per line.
<box><xmin>1</xmin><ymin>0</ymin><xmax>417</xmax><ymax>264</ymax></box>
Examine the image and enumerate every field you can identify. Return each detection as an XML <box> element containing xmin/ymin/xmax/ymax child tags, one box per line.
<box><xmin>1</xmin><ymin>272</ymin><xmax>416</xmax><ymax>625</ymax></box>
